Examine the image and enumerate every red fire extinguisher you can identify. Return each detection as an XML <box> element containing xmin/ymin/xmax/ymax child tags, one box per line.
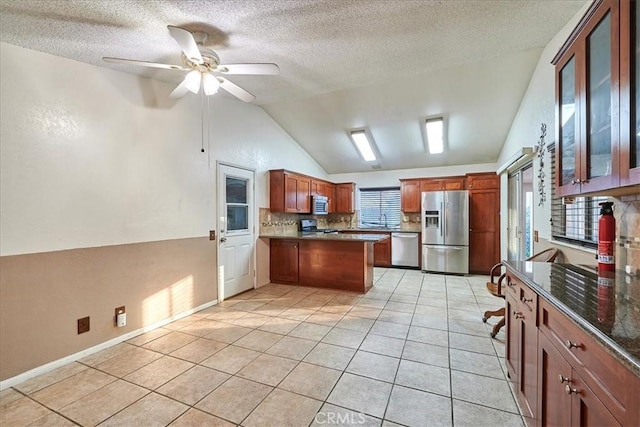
<box><xmin>597</xmin><ymin>201</ymin><xmax>615</xmax><ymax>273</ymax></box>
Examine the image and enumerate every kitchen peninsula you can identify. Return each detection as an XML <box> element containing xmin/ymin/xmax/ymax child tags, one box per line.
<box><xmin>261</xmin><ymin>232</ymin><xmax>389</xmax><ymax>293</ymax></box>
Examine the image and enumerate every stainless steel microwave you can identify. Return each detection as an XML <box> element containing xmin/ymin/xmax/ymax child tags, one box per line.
<box><xmin>312</xmin><ymin>195</ymin><xmax>329</xmax><ymax>215</ymax></box>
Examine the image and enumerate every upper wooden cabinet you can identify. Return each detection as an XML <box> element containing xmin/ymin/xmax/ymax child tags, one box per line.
<box><xmin>335</xmin><ymin>183</ymin><xmax>356</xmax><ymax>213</ymax></box>
<box><xmin>311</xmin><ymin>179</ymin><xmax>336</xmax><ymax>213</ymax></box>
<box><xmin>620</xmin><ymin>0</ymin><xmax>640</xmax><ymax>186</ymax></box>
<box><xmin>466</xmin><ymin>173</ymin><xmax>499</xmax><ymax>190</ymax></box>
<box><xmin>400</xmin><ymin>179</ymin><xmax>421</xmax><ymax>212</ymax></box>
<box><xmin>400</xmin><ymin>176</ymin><xmax>466</xmax><ymax>213</ymax></box>
<box><xmin>421</xmin><ymin>176</ymin><xmax>465</xmax><ymax>192</ymax></box>
<box><xmin>270</xmin><ymin>170</ymin><xmax>311</xmax><ymax>213</ymax></box>
<box><xmin>554</xmin><ymin>0</ymin><xmax>639</xmax><ymax>195</ymax></box>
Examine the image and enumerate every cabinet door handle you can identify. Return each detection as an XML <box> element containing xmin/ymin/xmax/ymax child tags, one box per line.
<box><xmin>558</xmin><ymin>374</ymin><xmax>570</xmax><ymax>384</ymax></box>
<box><xmin>565</xmin><ymin>385</ymin><xmax>579</xmax><ymax>395</ymax></box>
<box><xmin>512</xmin><ymin>311</ymin><xmax>523</xmax><ymax>319</ymax></box>
<box><xmin>521</xmin><ymin>297</ymin><xmax>533</xmax><ymax>303</ymax></box>
<box><xmin>565</xmin><ymin>340</ymin><xmax>581</xmax><ymax>349</ymax></box>
<box><xmin>220</xmin><ymin>237</ymin><xmax>227</xmax><ymax>243</ymax></box>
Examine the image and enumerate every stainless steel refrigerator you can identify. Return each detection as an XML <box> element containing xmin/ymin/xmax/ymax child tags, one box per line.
<box><xmin>421</xmin><ymin>190</ymin><xmax>469</xmax><ymax>274</ymax></box>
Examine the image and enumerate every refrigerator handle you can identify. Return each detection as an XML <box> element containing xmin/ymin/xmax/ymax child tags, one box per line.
<box><xmin>440</xmin><ymin>202</ymin><xmax>444</xmax><ymax>237</ymax></box>
<box><xmin>444</xmin><ymin>200</ymin><xmax>448</xmax><ymax>237</ymax></box>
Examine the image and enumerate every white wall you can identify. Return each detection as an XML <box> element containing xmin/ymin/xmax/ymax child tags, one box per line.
<box><xmin>0</xmin><ymin>42</ymin><xmax>326</xmax><ymax>257</ymax></box>
<box><xmin>496</xmin><ymin>2</ymin><xmax>592</xmax><ymax>260</ymax></box>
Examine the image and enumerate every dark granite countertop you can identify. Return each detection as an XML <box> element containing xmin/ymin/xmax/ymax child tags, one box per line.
<box><xmin>504</xmin><ymin>261</ymin><xmax>640</xmax><ymax>374</ymax></box>
<box><xmin>259</xmin><ymin>232</ymin><xmax>390</xmax><ymax>242</ymax></box>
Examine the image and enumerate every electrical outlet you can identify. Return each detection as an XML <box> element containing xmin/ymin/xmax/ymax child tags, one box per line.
<box><xmin>115</xmin><ymin>306</ymin><xmax>126</xmax><ymax>327</ymax></box>
<box><xmin>209</xmin><ymin>230</ymin><xmax>216</xmax><ymax>240</ymax></box>
<box><xmin>77</xmin><ymin>316</ymin><xmax>90</xmax><ymax>334</ymax></box>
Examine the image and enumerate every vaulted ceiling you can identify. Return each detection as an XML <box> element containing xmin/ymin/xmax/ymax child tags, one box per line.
<box><xmin>0</xmin><ymin>0</ymin><xmax>589</xmax><ymax>173</ymax></box>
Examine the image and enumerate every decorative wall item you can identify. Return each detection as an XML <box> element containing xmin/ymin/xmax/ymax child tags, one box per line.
<box><xmin>537</xmin><ymin>123</ymin><xmax>547</xmax><ymax>206</ymax></box>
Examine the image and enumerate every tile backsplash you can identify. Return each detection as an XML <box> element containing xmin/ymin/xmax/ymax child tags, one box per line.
<box><xmin>259</xmin><ymin>208</ymin><xmax>357</xmax><ymax>234</ymax></box>
<box><xmin>615</xmin><ymin>195</ymin><xmax>640</xmax><ymax>275</ymax></box>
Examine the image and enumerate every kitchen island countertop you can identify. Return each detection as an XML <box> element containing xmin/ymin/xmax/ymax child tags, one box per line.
<box><xmin>259</xmin><ymin>232</ymin><xmax>390</xmax><ymax>242</ymax></box>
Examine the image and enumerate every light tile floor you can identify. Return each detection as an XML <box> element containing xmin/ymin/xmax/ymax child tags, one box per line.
<box><xmin>0</xmin><ymin>268</ymin><xmax>525</xmax><ymax>427</ymax></box>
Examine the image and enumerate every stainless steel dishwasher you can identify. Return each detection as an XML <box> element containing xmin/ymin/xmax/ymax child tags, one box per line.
<box><xmin>391</xmin><ymin>232</ymin><xmax>420</xmax><ymax>267</ymax></box>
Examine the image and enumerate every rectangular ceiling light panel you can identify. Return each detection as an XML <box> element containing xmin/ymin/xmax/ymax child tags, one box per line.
<box><xmin>425</xmin><ymin>118</ymin><xmax>444</xmax><ymax>154</ymax></box>
<box><xmin>350</xmin><ymin>130</ymin><xmax>377</xmax><ymax>162</ymax></box>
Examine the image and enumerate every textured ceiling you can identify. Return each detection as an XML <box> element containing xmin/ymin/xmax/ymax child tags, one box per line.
<box><xmin>0</xmin><ymin>0</ymin><xmax>589</xmax><ymax>173</ymax></box>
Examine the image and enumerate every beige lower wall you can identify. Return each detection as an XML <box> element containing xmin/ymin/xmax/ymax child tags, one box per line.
<box><xmin>0</xmin><ymin>237</ymin><xmax>217</xmax><ymax>381</ymax></box>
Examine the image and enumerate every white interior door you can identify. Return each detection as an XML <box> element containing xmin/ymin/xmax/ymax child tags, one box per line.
<box><xmin>217</xmin><ymin>164</ymin><xmax>255</xmax><ymax>300</ymax></box>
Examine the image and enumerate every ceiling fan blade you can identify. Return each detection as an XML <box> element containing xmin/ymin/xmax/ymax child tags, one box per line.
<box><xmin>167</xmin><ymin>25</ymin><xmax>203</xmax><ymax>64</ymax></box>
<box><xmin>169</xmin><ymin>78</ymin><xmax>190</xmax><ymax>98</ymax></box>
<box><xmin>103</xmin><ymin>57</ymin><xmax>188</xmax><ymax>71</ymax></box>
<box><xmin>217</xmin><ymin>63</ymin><xmax>280</xmax><ymax>75</ymax></box>
<box><xmin>219</xmin><ymin>78</ymin><xmax>255</xmax><ymax>103</ymax></box>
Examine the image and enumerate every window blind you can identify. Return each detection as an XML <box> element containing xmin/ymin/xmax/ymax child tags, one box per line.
<box><xmin>359</xmin><ymin>187</ymin><xmax>401</xmax><ymax>228</ymax></box>
<box><xmin>549</xmin><ymin>144</ymin><xmax>606</xmax><ymax>248</ymax></box>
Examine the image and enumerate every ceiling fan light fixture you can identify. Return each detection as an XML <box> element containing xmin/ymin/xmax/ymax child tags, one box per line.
<box><xmin>203</xmin><ymin>73</ymin><xmax>221</xmax><ymax>95</ymax></box>
<box><xmin>185</xmin><ymin>70</ymin><xmax>202</xmax><ymax>94</ymax></box>
<box><xmin>349</xmin><ymin>130</ymin><xmax>377</xmax><ymax>162</ymax></box>
<box><xmin>425</xmin><ymin>117</ymin><xmax>444</xmax><ymax>154</ymax></box>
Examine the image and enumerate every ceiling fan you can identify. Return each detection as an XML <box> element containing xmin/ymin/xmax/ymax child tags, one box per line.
<box><xmin>103</xmin><ymin>25</ymin><xmax>279</xmax><ymax>103</ymax></box>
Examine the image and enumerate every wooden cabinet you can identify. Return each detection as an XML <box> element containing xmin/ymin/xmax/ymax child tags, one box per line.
<box><xmin>505</xmin><ymin>266</ymin><xmax>639</xmax><ymax>426</ymax></box>
<box><xmin>400</xmin><ymin>176</ymin><xmax>466</xmax><ymax>213</ymax></box>
<box><xmin>311</xmin><ymin>179</ymin><xmax>336</xmax><ymax>213</ymax></box>
<box><xmin>270</xmin><ymin>170</ymin><xmax>311</xmax><ymax>213</ymax></box>
<box><xmin>538</xmin><ymin>328</ymin><xmax>621</xmax><ymax>426</ymax></box>
<box><xmin>340</xmin><ymin>231</ymin><xmax>391</xmax><ymax>267</ymax></box>
<box><xmin>553</xmin><ymin>0</ymin><xmax>639</xmax><ymax>195</ymax></box>
<box><xmin>468</xmin><ymin>173</ymin><xmax>500</xmax><ymax>274</ymax></box>
<box><xmin>420</xmin><ymin>176</ymin><xmax>465</xmax><ymax>192</ymax></box>
<box><xmin>269</xmin><ymin>239</ymin><xmax>299</xmax><ymax>283</ymax></box>
<box><xmin>373</xmin><ymin>234</ymin><xmax>391</xmax><ymax>267</ymax></box>
<box><xmin>619</xmin><ymin>0</ymin><xmax>640</xmax><ymax>186</ymax></box>
<box><xmin>400</xmin><ymin>179</ymin><xmax>422</xmax><ymax>213</ymax></box>
<box><xmin>504</xmin><ymin>274</ymin><xmax>538</xmax><ymax>420</ymax></box>
<box><xmin>335</xmin><ymin>183</ymin><xmax>356</xmax><ymax>213</ymax></box>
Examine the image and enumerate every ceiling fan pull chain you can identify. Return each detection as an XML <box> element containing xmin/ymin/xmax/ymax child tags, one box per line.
<box><xmin>201</xmin><ymin>89</ymin><xmax>205</xmax><ymax>153</ymax></box>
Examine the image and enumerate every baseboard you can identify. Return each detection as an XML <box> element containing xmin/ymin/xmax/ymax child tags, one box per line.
<box><xmin>0</xmin><ymin>299</ymin><xmax>218</xmax><ymax>391</ymax></box>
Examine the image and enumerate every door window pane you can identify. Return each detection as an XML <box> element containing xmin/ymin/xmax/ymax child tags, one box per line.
<box><xmin>560</xmin><ymin>57</ymin><xmax>576</xmax><ymax>185</ymax></box>
<box><xmin>226</xmin><ymin>177</ymin><xmax>247</xmax><ymax>204</ymax></box>
<box><xmin>227</xmin><ymin>206</ymin><xmax>248</xmax><ymax>231</ymax></box>
<box><xmin>588</xmin><ymin>12</ymin><xmax>612</xmax><ymax>178</ymax></box>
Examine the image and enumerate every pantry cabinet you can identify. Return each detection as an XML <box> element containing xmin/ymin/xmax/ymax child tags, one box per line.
<box><xmin>553</xmin><ymin>0</ymin><xmax>639</xmax><ymax>195</ymax></box>
<box><xmin>467</xmin><ymin>173</ymin><xmax>500</xmax><ymax>274</ymax></box>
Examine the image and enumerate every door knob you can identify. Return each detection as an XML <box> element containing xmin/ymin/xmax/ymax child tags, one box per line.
<box><xmin>565</xmin><ymin>340</ymin><xmax>581</xmax><ymax>349</ymax></box>
<box><xmin>220</xmin><ymin>237</ymin><xmax>227</xmax><ymax>243</ymax></box>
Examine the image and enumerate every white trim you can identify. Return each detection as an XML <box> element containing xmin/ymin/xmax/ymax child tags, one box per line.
<box><xmin>549</xmin><ymin>238</ymin><xmax>597</xmax><ymax>255</ymax></box>
<box><xmin>0</xmin><ymin>299</ymin><xmax>218</xmax><ymax>391</ymax></box>
<box><xmin>497</xmin><ymin>147</ymin><xmax>534</xmax><ymax>175</ymax></box>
